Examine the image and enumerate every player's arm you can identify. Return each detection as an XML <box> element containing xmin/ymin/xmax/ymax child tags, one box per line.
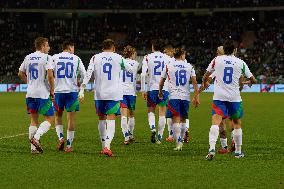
<box><xmin>241</xmin><ymin>62</ymin><xmax>257</xmax><ymax>87</ymax></box>
<box><xmin>78</xmin><ymin>58</ymin><xmax>87</xmax><ymax>87</ymax></box>
<box><xmin>239</xmin><ymin>75</ymin><xmax>245</xmax><ymax>91</ymax></box>
<box><xmin>191</xmin><ymin>76</ymin><xmax>200</xmax><ymax>108</ymax></box>
<box><xmin>18</xmin><ymin>58</ymin><xmax>27</xmax><ymax>83</ymax></box>
<box><xmin>79</xmin><ymin>56</ymin><xmax>95</xmax><ymax>102</ymax></box>
<box><xmin>120</xmin><ymin>57</ymin><xmax>134</xmax><ymax>73</ymax></box>
<box><xmin>47</xmin><ymin>69</ymin><xmax>55</xmax><ymax>100</ymax></box>
<box><xmin>18</xmin><ymin>71</ymin><xmax>27</xmax><ymax>83</ymax></box>
<box><xmin>158</xmin><ymin>66</ymin><xmax>167</xmax><ymax>99</ymax></box>
<box><xmin>199</xmin><ymin>73</ymin><xmax>213</xmax><ymax>93</ymax></box>
<box><xmin>140</xmin><ymin>56</ymin><xmax>148</xmax><ymax>100</ymax></box>
<box><xmin>200</xmin><ymin>58</ymin><xmax>216</xmax><ymax>94</ymax></box>
<box><xmin>190</xmin><ymin>67</ymin><xmax>200</xmax><ymax>107</ymax></box>
<box><xmin>199</xmin><ymin>71</ymin><xmax>212</xmax><ymax>94</ymax></box>
<box><xmin>45</xmin><ymin>55</ymin><xmax>55</xmax><ymax>99</ymax></box>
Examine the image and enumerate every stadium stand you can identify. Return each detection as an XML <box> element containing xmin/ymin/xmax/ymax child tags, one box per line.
<box><xmin>0</xmin><ymin>3</ymin><xmax>283</xmax><ymax>83</ymax></box>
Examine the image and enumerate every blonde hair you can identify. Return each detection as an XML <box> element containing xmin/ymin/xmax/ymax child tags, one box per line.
<box><xmin>123</xmin><ymin>45</ymin><xmax>136</xmax><ymax>58</ymax></box>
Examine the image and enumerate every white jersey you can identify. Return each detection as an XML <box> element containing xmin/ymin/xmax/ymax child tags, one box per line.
<box><xmin>141</xmin><ymin>51</ymin><xmax>170</xmax><ymax>91</ymax></box>
<box><xmin>52</xmin><ymin>52</ymin><xmax>86</xmax><ymax>93</ymax></box>
<box><xmin>206</xmin><ymin>55</ymin><xmax>253</xmax><ymax>102</ymax></box>
<box><xmin>82</xmin><ymin>52</ymin><xmax>132</xmax><ymax>101</ymax></box>
<box><xmin>19</xmin><ymin>51</ymin><xmax>53</xmax><ymax>99</ymax></box>
<box><xmin>121</xmin><ymin>58</ymin><xmax>139</xmax><ymax>96</ymax></box>
<box><xmin>162</xmin><ymin>59</ymin><xmax>196</xmax><ymax>100</ymax></box>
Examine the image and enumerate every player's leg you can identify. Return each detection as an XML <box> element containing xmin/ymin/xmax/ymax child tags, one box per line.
<box><xmin>156</xmin><ymin>90</ymin><xmax>169</xmax><ymax>144</ymax></box>
<box><xmin>95</xmin><ymin>100</ymin><xmax>107</xmax><ymax>152</ymax></box>
<box><xmin>173</xmin><ymin>116</ymin><xmax>182</xmax><ymax>151</ymax></box>
<box><xmin>206</xmin><ymin>100</ymin><xmax>227</xmax><ymax>160</ymax></box>
<box><xmin>29</xmin><ymin>113</ymin><xmax>39</xmax><ymax>154</ymax></box>
<box><xmin>183</xmin><ymin>119</ymin><xmax>190</xmax><ymax>143</ymax></box>
<box><xmin>128</xmin><ymin>95</ymin><xmax>136</xmax><ymax>142</ymax></box>
<box><xmin>120</xmin><ymin>106</ymin><xmax>130</xmax><ymax>144</ymax></box>
<box><xmin>147</xmin><ymin>91</ymin><xmax>157</xmax><ymax>143</ymax></box>
<box><xmin>157</xmin><ymin>105</ymin><xmax>166</xmax><ymax>144</ymax></box>
<box><xmin>54</xmin><ymin>93</ymin><xmax>65</xmax><ymax>151</ymax></box>
<box><xmin>128</xmin><ymin>110</ymin><xmax>135</xmax><ymax>142</ymax></box>
<box><xmin>166</xmin><ymin>117</ymin><xmax>174</xmax><ymax>142</ymax></box>
<box><xmin>65</xmin><ymin>112</ymin><xmax>76</xmax><ymax>152</ymax></box>
<box><xmin>179</xmin><ymin>100</ymin><xmax>190</xmax><ymax>143</ymax></box>
<box><xmin>232</xmin><ymin>119</ymin><xmax>243</xmax><ymax>158</ymax></box>
<box><xmin>229</xmin><ymin>101</ymin><xmax>244</xmax><ymax>158</ymax></box>
<box><xmin>55</xmin><ymin>111</ymin><xmax>64</xmax><ymax>151</ymax></box>
<box><xmin>228</xmin><ymin>119</ymin><xmax>235</xmax><ymax>152</ymax></box>
<box><xmin>26</xmin><ymin>98</ymin><xmax>39</xmax><ymax>153</ymax></box>
<box><xmin>30</xmin><ymin>98</ymin><xmax>54</xmax><ymax>153</ymax></box>
<box><xmin>218</xmin><ymin>119</ymin><xmax>229</xmax><ymax>154</ymax></box>
<box><xmin>64</xmin><ymin>92</ymin><xmax>80</xmax><ymax>152</ymax></box>
<box><xmin>103</xmin><ymin>100</ymin><xmax>120</xmax><ymax>156</ymax></box>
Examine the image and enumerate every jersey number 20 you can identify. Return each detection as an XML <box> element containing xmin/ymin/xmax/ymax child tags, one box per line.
<box><xmin>57</xmin><ymin>62</ymin><xmax>74</xmax><ymax>78</ymax></box>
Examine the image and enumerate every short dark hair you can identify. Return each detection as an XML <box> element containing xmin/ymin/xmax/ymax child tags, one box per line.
<box><xmin>62</xmin><ymin>40</ymin><xmax>75</xmax><ymax>50</ymax></box>
<box><xmin>223</xmin><ymin>39</ymin><xmax>235</xmax><ymax>55</ymax></box>
<box><xmin>173</xmin><ymin>48</ymin><xmax>185</xmax><ymax>58</ymax></box>
<box><xmin>152</xmin><ymin>39</ymin><xmax>164</xmax><ymax>51</ymax></box>
<box><xmin>34</xmin><ymin>37</ymin><xmax>48</xmax><ymax>50</ymax></box>
<box><xmin>164</xmin><ymin>44</ymin><xmax>173</xmax><ymax>51</ymax></box>
<box><xmin>102</xmin><ymin>39</ymin><xmax>115</xmax><ymax>50</ymax></box>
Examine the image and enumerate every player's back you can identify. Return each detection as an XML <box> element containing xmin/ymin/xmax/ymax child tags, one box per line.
<box><xmin>143</xmin><ymin>51</ymin><xmax>169</xmax><ymax>91</ymax></box>
<box><xmin>166</xmin><ymin>59</ymin><xmax>195</xmax><ymax>100</ymax></box>
<box><xmin>93</xmin><ymin>52</ymin><xmax>124</xmax><ymax>101</ymax></box>
<box><xmin>121</xmin><ymin>58</ymin><xmax>139</xmax><ymax>96</ymax></box>
<box><xmin>20</xmin><ymin>51</ymin><xmax>52</xmax><ymax>99</ymax></box>
<box><xmin>52</xmin><ymin>52</ymin><xmax>84</xmax><ymax>93</ymax></box>
<box><xmin>211</xmin><ymin>55</ymin><xmax>252</xmax><ymax>102</ymax></box>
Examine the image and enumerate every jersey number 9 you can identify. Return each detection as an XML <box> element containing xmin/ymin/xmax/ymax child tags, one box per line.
<box><xmin>103</xmin><ymin>63</ymin><xmax>112</xmax><ymax>80</ymax></box>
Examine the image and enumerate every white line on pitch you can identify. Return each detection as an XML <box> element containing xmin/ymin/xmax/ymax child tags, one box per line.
<box><xmin>0</xmin><ymin>133</ymin><xmax>28</xmax><ymax>140</ymax></box>
<box><xmin>0</xmin><ymin>128</ymin><xmax>55</xmax><ymax>140</ymax></box>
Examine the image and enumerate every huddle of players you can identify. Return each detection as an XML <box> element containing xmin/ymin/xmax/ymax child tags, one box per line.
<box><xmin>18</xmin><ymin>37</ymin><xmax>256</xmax><ymax>159</ymax></box>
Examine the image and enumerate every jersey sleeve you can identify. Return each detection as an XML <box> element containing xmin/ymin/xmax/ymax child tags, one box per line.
<box><xmin>209</xmin><ymin>72</ymin><xmax>216</xmax><ymax>79</ymax></box>
<box><xmin>77</xmin><ymin>57</ymin><xmax>86</xmax><ymax>78</ymax></box>
<box><xmin>19</xmin><ymin>57</ymin><xmax>27</xmax><ymax>72</ymax></box>
<box><xmin>191</xmin><ymin>66</ymin><xmax>196</xmax><ymax>77</ymax></box>
<box><xmin>82</xmin><ymin>55</ymin><xmax>95</xmax><ymax>85</ymax></box>
<box><xmin>206</xmin><ymin>57</ymin><xmax>216</xmax><ymax>73</ymax></box>
<box><xmin>140</xmin><ymin>55</ymin><xmax>149</xmax><ymax>92</ymax></box>
<box><xmin>44</xmin><ymin>55</ymin><xmax>53</xmax><ymax>70</ymax></box>
<box><xmin>242</xmin><ymin>61</ymin><xmax>253</xmax><ymax>78</ymax></box>
<box><xmin>161</xmin><ymin>65</ymin><xmax>168</xmax><ymax>79</ymax></box>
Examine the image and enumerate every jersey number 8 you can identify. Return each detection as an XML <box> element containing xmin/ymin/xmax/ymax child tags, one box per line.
<box><xmin>223</xmin><ymin>67</ymin><xmax>233</xmax><ymax>84</ymax></box>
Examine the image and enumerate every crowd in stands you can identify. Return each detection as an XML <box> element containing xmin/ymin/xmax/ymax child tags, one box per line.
<box><xmin>0</xmin><ymin>12</ymin><xmax>283</xmax><ymax>83</ymax></box>
<box><xmin>1</xmin><ymin>0</ymin><xmax>284</xmax><ymax>9</ymax></box>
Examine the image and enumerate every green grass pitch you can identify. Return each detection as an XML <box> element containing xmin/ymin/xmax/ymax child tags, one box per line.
<box><xmin>0</xmin><ymin>92</ymin><xmax>283</xmax><ymax>189</ymax></box>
